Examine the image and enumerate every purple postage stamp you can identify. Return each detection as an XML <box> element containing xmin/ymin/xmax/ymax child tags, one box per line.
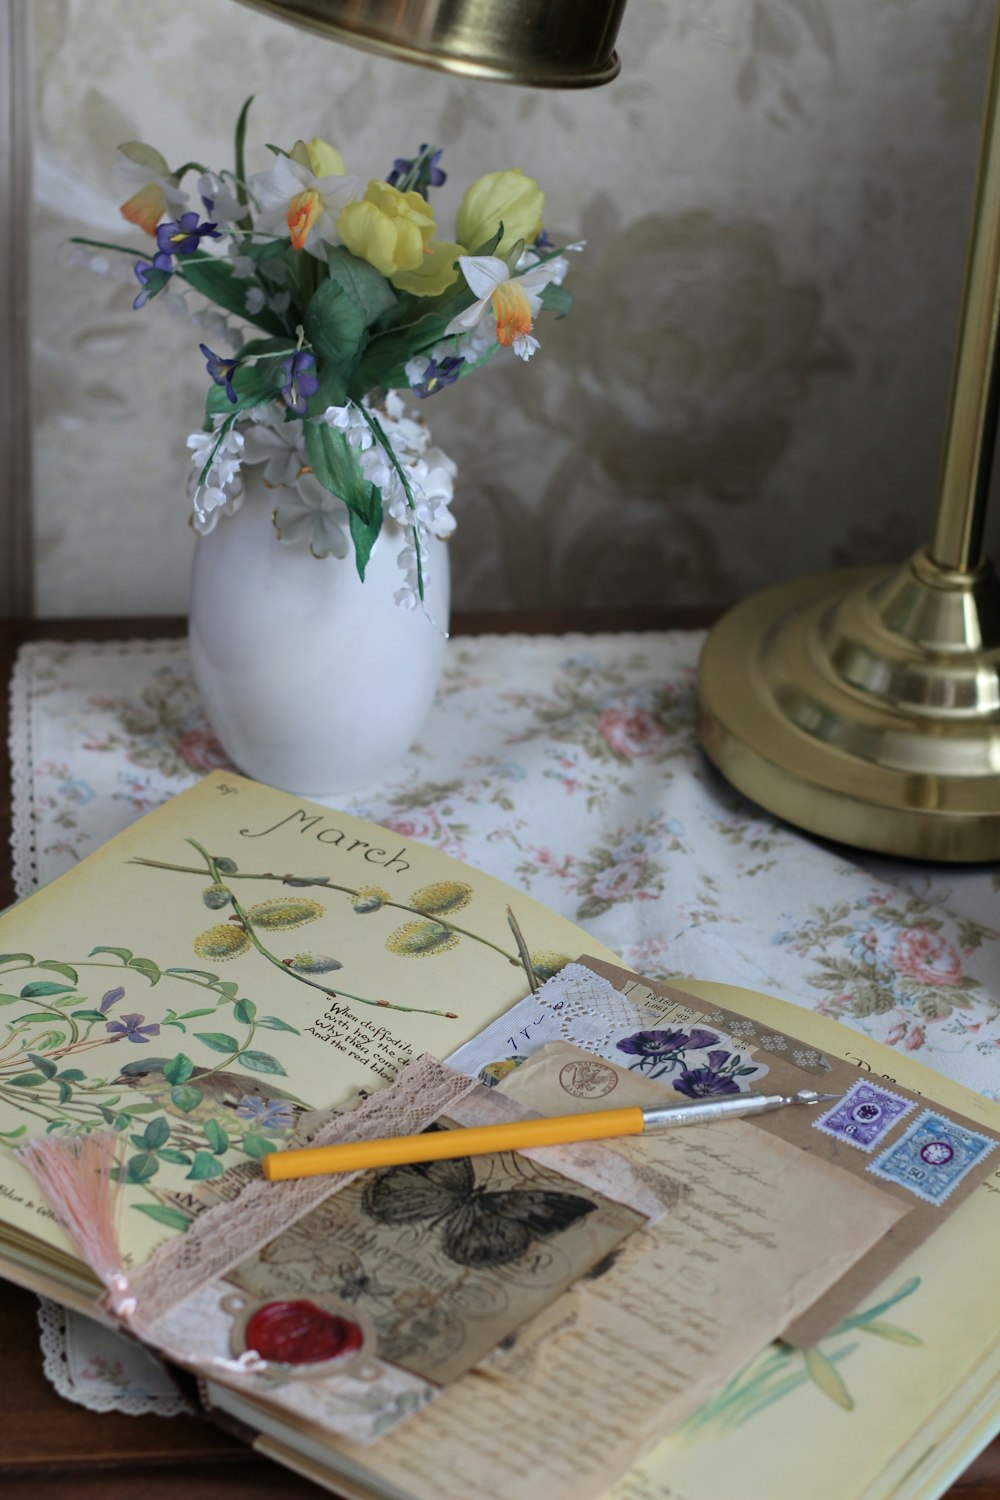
<box><xmin>812</xmin><ymin>1079</ymin><xmax>915</xmax><ymax>1153</ymax></box>
<box><xmin>867</xmin><ymin>1110</ymin><xmax>997</xmax><ymax>1205</ymax></box>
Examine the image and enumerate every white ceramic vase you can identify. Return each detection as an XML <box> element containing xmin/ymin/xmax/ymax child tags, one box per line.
<box><xmin>188</xmin><ymin>468</ymin><xmax>450</xmax><ymax>796</ymax></box>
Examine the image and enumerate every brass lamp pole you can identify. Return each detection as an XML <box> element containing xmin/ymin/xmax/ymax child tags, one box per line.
<box><xmin>237</xmin><ymin>0</ymin><xmax>1000</xmax><ymax>861</ymax></box>
<box><xmin>697</xmin><ymin>7</ymin><xmax>1000</xmax><ymax>861</ymax></box>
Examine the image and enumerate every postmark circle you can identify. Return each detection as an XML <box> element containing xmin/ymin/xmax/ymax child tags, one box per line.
<box><xmin>559</xmin><ymin>1059</ymin><xmax>618</xmax><ymax>1099</ymax></box>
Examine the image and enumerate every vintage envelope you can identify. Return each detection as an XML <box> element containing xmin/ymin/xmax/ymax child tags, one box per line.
<box><xmin>580</xmin><ymin>957</ymin><xmax>1000</xmax><ymax>1344</ymax></box>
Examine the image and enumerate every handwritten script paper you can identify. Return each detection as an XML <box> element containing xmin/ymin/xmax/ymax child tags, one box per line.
<box><xmin>328</xmin><ymin>1044</ymin><xmax>905</xmax><ymax>1500</ymax></box>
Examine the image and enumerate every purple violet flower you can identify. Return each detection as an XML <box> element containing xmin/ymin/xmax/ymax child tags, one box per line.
<box><xmin>132</xmin><ymin>252</ymin><xmax>173</xmax><ymax>309</ymax></box>
<box><xmin>156</xmin><ymin>211</ymin><xmax>220</xmax><ymax>257</ymax></box>
<box><xmin>616</xmin><ymin>1028</ymin><xmax>691</xmax><ymax>1061</ymax></box>
<box><xmin>684</xmin><ymin>1029</ymin><xmax>720</xmax><ymax>1052</ymax></box>
<box><xmin>413</xmin><ymin>355</ymin><xmax>464</xmax><ymax>399</ymax></box>
<box><xmin>280</xmin><ymin>349</ymin><xmax>320</xmax><ymax>414</ymax></box>
<box><xmin>105</xmin><ymin>1012</ymin><xmax>161</xmax><ymax>1044</ymax></box>
<box><xmin>99</xmin><ymin>987</ymin><xmax>126</xmax><ymax>1014</ymax></box>
<box><xmin>672</xmin><ymin>1068</ymin><xmax>741</xmax><ymax>1100</ymax></box>
<box><xmin>200</xmin><ymin>343</ymin><xmax>240</xmax><ymax>404</ymax></box>
<box><xmin>387</xmin><ymin>145</ymin><xmax>446</xmax><ymax>199</ymax></box>
<box><xmin>236</xmin><ymin>1096</ymin><xmax>296</xmax><ymax>1132</ymax></box>
<box><xmin>705</xmin><ymin>1049</ymin><xmax>731</xmax><ymax>1071</ymax></box>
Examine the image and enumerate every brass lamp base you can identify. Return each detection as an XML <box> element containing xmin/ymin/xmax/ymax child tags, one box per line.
<box><xmin>697</xmin><ymin>551</ymin><xmax>1000</xmax><ymax>862</ymax></box>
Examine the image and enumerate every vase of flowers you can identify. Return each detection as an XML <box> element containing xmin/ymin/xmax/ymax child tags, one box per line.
<box><xmin>81</xmin><ymin>102</ymin><xmax>577</xmax><ymax>793</ymax></box>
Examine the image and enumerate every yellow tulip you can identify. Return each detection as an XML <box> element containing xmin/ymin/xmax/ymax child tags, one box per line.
<box><xmin>391</xmin><ymin>240</ymin><xmax>465</xmax><ymax>297</ymax></box>
<box><xmin>338</xmin><ymin>180</ymin><xmax>436</xmax><ymax>278</ymax></box>
<box><xmin>289</xmin><ymin>137</ymin><xmax>346</xmax><ymax>180</ymax></box>
<box><xmin>455</xmin><ymin>169</ymin><xmax>544</xmax><ymax>258</ymax></box>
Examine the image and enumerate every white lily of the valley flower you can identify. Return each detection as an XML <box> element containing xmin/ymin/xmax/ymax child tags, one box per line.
<box><xmin>242</xmin><ymin>412</ymin><xmax>307</xmax><ymax>488</ymax></box>
<box><xmin>445</xmin><ymin>255</ymin><xmax>553</xmax><ymax>361</ymax></box>
<box><xmin>321</xmin><ymin>401</ymin><xmax>374</xmax><ymax>451</ymax></box>
<box><xmin>273</xmin><ymin>472</ymin><xmax>351</xmax><ymax>558</ymax></box>
<box><xmin>196</xmin><ymin>172</ymin><xmax>243</xmax><ymax>227</ymax></box>
<box><xmin>250</xmin><ymin>155</ymin><xmax>359</xmax><ymax>256</ymax></box>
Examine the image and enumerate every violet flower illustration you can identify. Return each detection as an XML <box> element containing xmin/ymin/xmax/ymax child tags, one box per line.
<box><xmin>99</xmin><ymin>986</ymin><xmax>126</xmax><ymax>1015</ymax></box>
<box><xmin>617</xmin><ymin>1028</ymin><xmax>691</xmax><ymax>1065</ymax></box>
<box><xmin>236</xmin><ymin>1096</ymin><xmax>296</xmax><ymax>1131</ymax></box>
<box><xmin>133</xmin><ymin>251</ymin><xmax>172</xmax><ymax>309</ymax></box>
<box><xmin>412</xmin><ymin>355</ymin><xmax>464</xmax><ymax>399</ymax></box>
<box><xmin>105</xmin><ymin>1012</ymin><xmax>161</xmax><ymax>1044</ymax></box>
<box><xmin>673</xmin><ymin>1067</ymin><xmax>741</xmax><ymax>1100</ymax></box>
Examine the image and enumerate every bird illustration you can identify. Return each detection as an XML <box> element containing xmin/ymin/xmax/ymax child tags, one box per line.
<box><xmin>111</xmin><ymin>1057</ymin><xmax>311</xmax><ymax>1132</ymax></box>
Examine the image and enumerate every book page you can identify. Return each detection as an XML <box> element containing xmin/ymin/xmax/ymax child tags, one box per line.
<box><xmin>0</xmin><ymin>772</ymin><xmax>617</xmax><ymax>1273</ymax></box>
<box><xmin>329</xmin><ymin>1054</ymin><xmax>903</xmax><ymax>1500</ymax></box>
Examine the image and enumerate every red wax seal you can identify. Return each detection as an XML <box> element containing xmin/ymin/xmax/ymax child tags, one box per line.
<box><xmin>243</xmin><ymin>1299</ymin><xmax>363</xmax><ymax>1365</ymax></box>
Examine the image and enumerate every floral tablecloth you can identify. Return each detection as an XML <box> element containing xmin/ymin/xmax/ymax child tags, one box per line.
<box><xmin>7</xmin><ymin>632</ymin><xmax>1000</xmax><ymax>1412</ymax></box>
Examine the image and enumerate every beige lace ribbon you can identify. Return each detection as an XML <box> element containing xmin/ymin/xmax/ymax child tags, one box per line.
<box><xmin>129</xmin><ymin>1054</ymin><xmax>478</xmax><ymax>1330</ymax></box>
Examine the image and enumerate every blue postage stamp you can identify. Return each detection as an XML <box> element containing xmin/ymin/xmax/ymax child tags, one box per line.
<box><xmin>867</xmin><ymin>1110</ymin><xmax>997</xmax><ymax>1204</ymax></box>
<box><xmin>812</xmin><ymin>1079</ymin><xmax>915</xmax><ymax>1153</ymax></box>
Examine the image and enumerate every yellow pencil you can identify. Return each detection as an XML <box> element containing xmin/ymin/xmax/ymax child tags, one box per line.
<box><xmin>260</xmin><ymin>1089</ymin><xmax>839</xmax><ymax>1181</ymax></box>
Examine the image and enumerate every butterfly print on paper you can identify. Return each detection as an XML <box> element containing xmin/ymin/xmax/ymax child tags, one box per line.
<box><xmin>361</xmin><ymin>1156</ymin><xmax>596</xmax><ymax>1269</ymax></box>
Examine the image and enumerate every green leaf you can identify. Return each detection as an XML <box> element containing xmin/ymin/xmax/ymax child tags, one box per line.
<box><xmin>539</xmin><ymin>282</ymin><xmax>572</xmax><ymax>319</ymax></box>
<box><xmin>324</xmin><ymin>246</ymin><xmax>397</xmax><ymax>326</ymax></box>
<box><xmin>804</xmin><ymin>1348</ymin><xmax>854</xmax><ymax>1410</ymax></box>
<box><xmin>71</xmin><ymin>1010</ymin><xmax>107</xmax><ymax>1023</ymax></box>
<box><xmin>0</xmin><ymin>1125</ymin><xmax>27</xmax><ymax>1140</ymax></box>
<box><xmin>143</xmin><ymin>1116</ymin><xmax>171</xmax><ymax>1150</ymax></box>
<box><xmin>303</xmin><ymin>277</ymin><xmax>368</xmax><ymax>399</ymax></box>
<box><xmin>55</xmin><ymin>1081</ymin><xmax>73</xmax><ymax>1105</ymax></box>
<box><xmin>128</xmin><ymin>957</ymin><xmax>161</xmax><ymax>985</ymax></box>
<box><xmin>9</xmin><ymin>1074</ymin><xmax>48</xmax><ymax>1088</ymax></box>
<box><xmin>57</xmin><ymin>1069</ymin><xmax>86</xmax><ymax>1082</ymax></box>
<box><xmin>166</xmin><ymin>968</ymin><xmax>220</xmax><ymax>982</ymax></box>
<box><xmin>20</xmin><ymin>982</ymin><xmax>74</xmax><ymax>998</ymax></box>
<box><xmin>238</xmin><ymin>1050</ymin><xmax>287</xmax><ymax>1077</ymax></box>
<box><xmin>176</xmin><ymin>1009</ymin><xmax>217</xmax><ymax>1020</ymax></box>
<box><xmin>177</xmin><ymin>256</ymin><xmax>287</xmax><ymax>337</ymax></box>
<box><xmin>257</xmin><ymin>1016</ymin><xmax>300</xmax><ymax>1033</ymax></box>
<box><xmin>90</xmin><ymin>947</ymin><xmax>133</xmax><ymax>963</ymax></box>
<box><xmin>133</xmin><ymin>1202</ymin><xmax>192</xmax><ymax>1231</ymax></box>
<box><xmin>156</xmin><ymin>1148</ymin><xmax>193</xmax><ymax>1166</ymax></box>
<box><xmin>233</xmin><ymin>998</ymin><xmax>257</xmax><ymax>1025</ymax></box>
<box><xmin>37</xmin><ymin>961</ymin><xmax>80</xmax><ymax>984</ymax></box>
<box><xmin>125</xmin><ymin>1151</ymin><xmax>160</xmax><ymax>1184</ymax></box>
<box><xmin>348</xmin><ymin>494</ymin><xmax>384</xmax><ymax>584</ymax></box>
<box><xmin>0</xmin><ymin>953</ymin><xmax>35</xmax><ymax>966</ymax></box>
<box><xmin>26</xmin><ymin>1053</ymin><xmax>57</xmax><ymax>1080</ymax></box>
<box><xmin>242</xmin><ymin>1132</ymin><xmax>277</xmax><ymax>1159</ymax></box>
<box><xmin>162</xmin><ymin>1054</ymin><xmax>194</xmax><ymax>1086</ymax></box>
<box><xmin>234</xmin><ymin>94</ymin><xmax>254</xmax><ymax>220</ymax></box>
<box><xmin>170</xmin><ymin>1084</ymin><xmax>204</xmax><ymax>1114</ymax></box>
<box><xmin>858</xmin><ymin>1319</ymin><xmax>923</xmax><ymax>1347</ymax></box>
<box><xmin>15</xmin><ymin>1012</ymin><xmax>69</xmax><ymax>1024</ymax></box>
<box><xmin>302</xmin><ymin>423</ymin><xmax>382</xmax><ymax>580</ymax></box>
<box><xmin>204</xmin><ymin>1118</ymin><xmax>229</xmax><ymax>1155</ymax></box>
<box><xmin>195</xmin><ymin>1031</ymin><xmax>239</xmax><ymax>1054</ymax></box>
<box><xmin>187</xmin><ymin>1150</ymin><xmax>224</xmax><ymax>1181</ymax></box>
<box><xmin>0</xmin><ymin>995</ymin><xmax>23</xmax><ymax>1006</ymax></box>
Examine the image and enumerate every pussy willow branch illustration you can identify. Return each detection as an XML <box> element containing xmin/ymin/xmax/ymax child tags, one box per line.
<box><xmin>184</xmin><ymin>840</ymin><xmax>460</xmax><ymax>1019</ymax></box>
<box><xmin>128</xmin><ymin>852</ymin><xmax>531</xmax><ymax>977</ymax></box>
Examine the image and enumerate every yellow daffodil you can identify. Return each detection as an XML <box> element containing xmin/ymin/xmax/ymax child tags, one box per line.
<box><xmin>455</xmin><ymin>169</ymin><xmax>543</xmax><ymax>259</ymax></box>
<box><xmin>337</xmin><ymin>180</ymin><xmax>436</xmax><ymax>279</ymax></box>
<box><xmin>391</xmin><ymin>240</ymin><xmax>465</xmax><ymax>297</ymax></box>
<box><xmin>117</xmin><ymin>142</ymin><xmax>188</xmax><ymax>237</ymax></box>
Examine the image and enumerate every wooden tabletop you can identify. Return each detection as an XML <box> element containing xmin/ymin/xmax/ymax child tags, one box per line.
<box><xmin>1</xmin><ymin>614</ymin><xmax>997</xmax><ymax>1499</ymax></box>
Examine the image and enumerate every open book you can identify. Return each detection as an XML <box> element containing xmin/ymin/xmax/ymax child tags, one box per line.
<box><xmin>0</xmin><ymin>772</ymin><xmax>997</xmax><ymax>1500</ymax></box>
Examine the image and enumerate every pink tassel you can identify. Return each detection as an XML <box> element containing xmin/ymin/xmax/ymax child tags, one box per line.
<box><xmin>18</xmin><ymin>1132</ymin><xmax>135</xmax><ymax>1319</ymax></box>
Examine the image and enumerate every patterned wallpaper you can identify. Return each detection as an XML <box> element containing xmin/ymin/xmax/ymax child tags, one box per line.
<box><xmin>30</xmin><ymin>0</ymin><xmax>996</xmax><ymax>615</ymax></box>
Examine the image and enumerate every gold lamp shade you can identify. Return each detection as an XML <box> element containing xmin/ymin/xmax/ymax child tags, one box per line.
<box><xmin>232</xmin><ymin>0</ymin><xmax>624</xmax><ymax>86</ymax></box>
